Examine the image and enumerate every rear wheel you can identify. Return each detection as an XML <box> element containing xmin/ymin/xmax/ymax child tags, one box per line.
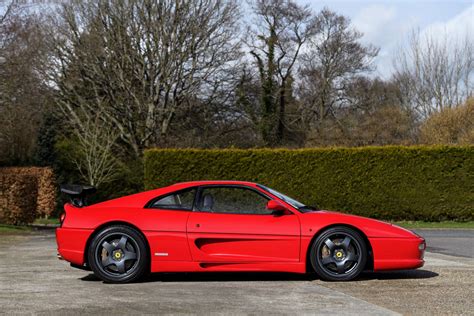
<box><xmin>88</xmin><ymin>225</ymin><xmax>148</xmax><ymax>283</ymax></box>
<box><xmin>310</xmin><ymin>226</ymin><xmax>367</xmax><ymax>281</ymax></box>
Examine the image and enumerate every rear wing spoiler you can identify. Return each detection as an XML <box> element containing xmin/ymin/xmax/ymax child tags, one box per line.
<box><xmin>60</xmin><ymin>184</ymin><xmax>96</xmax><ymax>208</ymax></box>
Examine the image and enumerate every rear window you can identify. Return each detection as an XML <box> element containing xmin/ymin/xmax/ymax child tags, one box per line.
<box><xmin>149</xmin><ymin>188</ymin><xmax>196</xmax><ymax>210</ymax></box>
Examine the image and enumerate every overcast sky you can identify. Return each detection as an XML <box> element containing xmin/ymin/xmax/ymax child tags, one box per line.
<box><xmin>299</xmin><ymin>0</ymin><xmax>474</xmax><ymax>78</ymax></box>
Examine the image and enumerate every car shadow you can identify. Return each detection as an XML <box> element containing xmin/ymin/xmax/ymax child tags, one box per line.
<box><xmin>80</xmin><ymin>269</ymin><xmax>438</xmax><ymax>283</ymax></box>
<box><xmin>357</xmin><ymin>269</ymin><xmax>439</xmax><ymax>281</ymax></box>
<box><xmin>80</xmin><ymin>272</ymin><xmax>314</xmax><ymax>283</ymax></box>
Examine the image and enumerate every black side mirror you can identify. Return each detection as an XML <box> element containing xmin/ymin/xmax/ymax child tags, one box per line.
<box><xmin>271</xmin><ymin>209</ymin><xmax>291</xmax><ymax>216</ymax></box>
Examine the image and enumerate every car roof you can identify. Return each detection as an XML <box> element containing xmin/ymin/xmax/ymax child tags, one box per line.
<box><xmin>171</xmin><ymin>180</ymin><xmax>259</xmax><ymax>188</ymax></box>
<box><xmin>89</xmin><ymin>180</ymin><xmax>263</xmax><ymax>210</ymax></box>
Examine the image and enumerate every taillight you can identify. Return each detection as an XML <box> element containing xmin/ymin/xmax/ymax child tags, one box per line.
<box><xmin>59</xmin><ymin>213</ymin><xmax>66</xmax><ymax>227</ymax></box>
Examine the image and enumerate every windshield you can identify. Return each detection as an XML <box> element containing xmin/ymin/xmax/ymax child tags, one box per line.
<box><xmin>257</xmin><ymin>184</ymin><xmax>318</xmax><ymax>213</ymax></box>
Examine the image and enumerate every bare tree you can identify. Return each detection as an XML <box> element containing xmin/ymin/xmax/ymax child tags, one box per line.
<box><xmin>298</xmin><ymin>9</ymin><xmax>379</xmax><ymax>129</ymax></box>
<box><xmin>0</xmin><ymin>2</ymin><xmax>51</xmax><ymax>165</ymax></box>
<box><xmin>247</xmin><ymin>0</ymin><xmax>316</xmax><ymax>146</ymax></box>
<box><xmin>69</xmin><ymin>113</ymin><xmax>119</xmax><ymax>187</ymax></box>
<box><xmin>304</xmin><ymin>76</ymin><xmax>417</xmax><ymax>147</ymax></box>
<box><xmin>48</xmin><ymin>0</ymin><xmax>241</xmax><ymax>157</ymax></box>
<box><xmin>0</xmin><ymin>0</ymin><xmax>16</xmax><ymax>28</ymax></box>
<box><xmin>393</xmin><ymin>30</ymin><xmax>473</xmax><ymax>118</ymax></box>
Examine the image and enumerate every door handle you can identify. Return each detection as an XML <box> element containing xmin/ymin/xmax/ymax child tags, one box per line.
<box><xmin>195</xmin><ymin>223</ymin><xmax>200</xmax><ymax>228</ymax></box>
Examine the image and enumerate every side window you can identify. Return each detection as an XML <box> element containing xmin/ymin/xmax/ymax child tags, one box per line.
<box><xmin>149</xmin><ymin>188</ymin><xmax>196</xmax><ymax>210</ymax></box>
<box><xmin>199</xmin><ymin>187</ymin><xmax>270</xmax><ymax>215</ymax></box>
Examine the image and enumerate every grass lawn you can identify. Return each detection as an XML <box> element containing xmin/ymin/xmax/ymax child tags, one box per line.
<box><xmin>0</xmin><ymin>217</ymin><xmax>59</xmax><ymax>234</ymax></box>
<box><xmin>392</xmin><ymin>221</ymin><xmax>474</xmax><ymax>229</ymax></box>
<box><xmin>0</xmin><ymin>224</ymin><xmax>31</xmax><ymax>234</ymax></box>
<box><xmin>33</xmin><ymin>217</ymin><xmax>60</xmax><ymax>225</ymax></box>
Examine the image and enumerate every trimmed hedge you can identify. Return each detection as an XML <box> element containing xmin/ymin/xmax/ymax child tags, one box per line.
<box><xmin>0</xmin><ymin>167</ymin><xmax>56</xmax><ymax>224</ymax></box>
<box><xmin>144</xmin><ymin>146</ymin><xmax>474</xmax><ymax>221</ymax></box>
<box><xmin>0</xmin><ymin>173</ymin><xmax>38</xmax><ymax>225</ymax></box>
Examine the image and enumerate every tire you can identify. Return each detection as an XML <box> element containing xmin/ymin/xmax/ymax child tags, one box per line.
<box><xmin>88</xmin><ymin>225</ymin><xmax>148</xmax><ymax>283</ymax></box>
<box><xmin>310</xmin><ymin>226</ymin><xmax>367</xmax><ymax>281</ymax></box>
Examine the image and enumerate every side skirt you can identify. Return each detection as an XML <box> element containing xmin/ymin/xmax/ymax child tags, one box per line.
<box><xmin>151</xmin><ymin>261</ymin><xmax>307</xmax><ymax>274</ymax></box>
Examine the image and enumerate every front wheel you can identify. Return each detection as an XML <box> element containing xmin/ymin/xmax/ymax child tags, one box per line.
<box><xmin>88</xmin><ymin>225</ymin><xmax>148</xmax><ymax>283</ymax></box>
<box><xmin>310</xmin><ymin>226</ymin><xmax>367</xmax><ymax>281</ymax></box>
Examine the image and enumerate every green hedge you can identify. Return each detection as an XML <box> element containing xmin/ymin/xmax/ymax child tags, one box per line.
<box><xmin>144</xmin><ymin>146</ymin><xmax>474</xmax><ymax>221</ymax></box>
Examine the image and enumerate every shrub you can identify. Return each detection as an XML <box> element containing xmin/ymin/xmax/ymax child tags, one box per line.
<box><xmin>0</xmin><ymin>173</ymin><xmax>38</xmax><ymax>224</ymax></box>
<box><xmin>35</xmin><ymin>168</ymin><xmax>57</xmax><ymax>217</ymax></box>
<box><xmin>144</xmin><ymin>146</ymin><xmax>474</xmax><ymax>221</ymax></box>
<box><xmin>420</xmin><ymin>98</ymin><xmax>474</xmax><ymax>145</ymax></box>
<box><xmin>0</xmin><ymin>167</ymin><xmax>56</xmax><ymax>224</ymax></box>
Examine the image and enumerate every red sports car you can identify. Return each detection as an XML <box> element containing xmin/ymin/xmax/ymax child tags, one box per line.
<box><xmin>56</xmin><ymin>181</ymin><xmax>425</xmax><ymax>283</ymax></box>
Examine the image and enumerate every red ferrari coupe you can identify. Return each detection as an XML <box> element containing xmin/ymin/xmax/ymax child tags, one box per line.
<box><xmin>56</xmin><ymin>181</ymin><xmax>425</xmax><ymax>283</ymax></box>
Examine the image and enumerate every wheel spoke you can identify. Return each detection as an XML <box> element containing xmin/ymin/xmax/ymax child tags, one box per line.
<box><xmin>321</xmin><ymin>256</ymin><xmax>335</xmax><ymax>266</ymax></box>
<box><xmin>102</xmin><ymin>241</ymin><xmax>114</xmax><ymax>254</ymax></box>
<box><xmin>324</xmin><ymin>238</ymin><xmax>336</xmax><ymax>251</ymax></box>
<box><xmin>117</xmin><ymin>236</ymin><xmax>128</xmax><ymax>250</ymax></box>
<box><xmin>336</xmin><ymin>261</ymin><xmax>346</xmax><ymax>274</ymax></box>
<box><xmin>102</xmin><ymin>257</ymin><xmax>115</xmax><ymax>268</ymax></box>
<box><xmin>341</xmin><ymin>236</ymin><xmax>351</xmax><ymax>249</ymax></box>
<box><xmin>123</xmin><ymin>251</ymin><xmax>137</xmax><ymax>261</ymax></box>
<box><xmin>115</xmin><ymin>260</ymin><xmax>126</xmax><ymax>273</ymax></box>
<box><xmin>345</xmin><ymin>252</ymin><xmax>358</xmax><ymax>262</ymax></box>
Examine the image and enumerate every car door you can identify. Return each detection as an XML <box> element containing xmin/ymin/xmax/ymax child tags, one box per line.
<box><xmin>187</xmin><ymin>185</ymin><xmax>301</xmax><ymax>263</ymax></box>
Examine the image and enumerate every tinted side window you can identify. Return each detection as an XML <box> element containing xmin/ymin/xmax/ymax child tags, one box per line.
<box><xmin>150</xmin><ymin>189</ymin><xmax>196</xmax><ymax>210</ymax></box>
<box><xmin>199</xmin><ymin>187</ymin><xmax>270</xmax><ymax>215</ymax></box>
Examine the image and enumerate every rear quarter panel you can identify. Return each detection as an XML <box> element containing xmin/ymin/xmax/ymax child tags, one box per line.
<box><xmin>58</xmin><ymin>203</ymin><xmax>193</xmax><ymax>266</ymax></box>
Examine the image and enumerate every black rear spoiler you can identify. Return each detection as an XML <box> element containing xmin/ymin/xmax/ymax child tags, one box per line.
<box><xmin>60</xmin><ymin>184</ymin><xmax>96</xmax><ymax>208</ymax></box>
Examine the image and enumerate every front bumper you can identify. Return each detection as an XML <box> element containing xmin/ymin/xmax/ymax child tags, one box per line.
<box><xmin>369</xmin><ymin>237</ymin><xmax>425</xmax><ymax>271</ymax></box>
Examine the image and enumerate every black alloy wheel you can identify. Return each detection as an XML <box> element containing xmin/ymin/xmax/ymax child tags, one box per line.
<box><xmin>310</xmin><ymin>226</ymin><xmax>367</xmax><ymax>281</ymax></box>
<box><xmin>88</xmin><ymin>225</ymin><xmax>148</xmax><ymax>283</ymax></box>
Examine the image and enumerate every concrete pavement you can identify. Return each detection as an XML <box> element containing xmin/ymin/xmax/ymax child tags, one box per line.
<box><xmin>413</xmin><ymin>229</ymin><xmax>474</xmax><ymax>258</ymax></box>
<box><xmin>0</xmin><ymin>230</ymin><xmax>472</xmax><ymax>315</ymax></box>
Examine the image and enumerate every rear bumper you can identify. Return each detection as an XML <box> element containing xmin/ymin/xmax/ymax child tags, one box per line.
<box><xmin>56</xmin><ymin>227</ymin><xmax>93</xmax><ymax>266</ymax></box>
<box><xmin>370</xmin><ymin>237</ymin><xmax>425</xmax><ymax>271</ymax></box>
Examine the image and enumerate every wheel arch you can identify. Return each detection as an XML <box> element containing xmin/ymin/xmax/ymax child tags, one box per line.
<box><xmin>83</xmin><ymin>221</ymin><xmax>151</xmax><ymax>270</ymax></box>
<box><xmin>305</xmin><ymin>223</ymin><xmax>374</xmax><ymax>272</ymax></box>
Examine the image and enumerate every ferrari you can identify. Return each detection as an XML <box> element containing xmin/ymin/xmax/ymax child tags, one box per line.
<box><xmin>56</xmin><ymin>181</ymin><xmax>425</xmax><ymax>283</ymax></box>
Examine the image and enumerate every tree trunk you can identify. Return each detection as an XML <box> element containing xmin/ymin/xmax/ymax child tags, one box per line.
<box><xmin>276</xmin><ymin>81</ymin><xmax>286</xmax><ymax>144</ymax></box>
